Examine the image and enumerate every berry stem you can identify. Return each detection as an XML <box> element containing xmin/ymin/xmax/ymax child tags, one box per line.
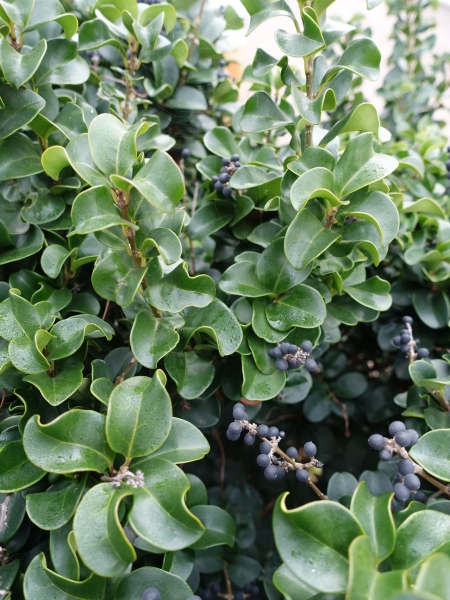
<box><xmin>431</xmin><ymin>389</ymin><xmax>450</xmax><ymax>412</ymax></box>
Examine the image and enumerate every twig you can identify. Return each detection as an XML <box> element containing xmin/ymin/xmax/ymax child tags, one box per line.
<box><xmin>325</xmin><ymin>207</ymin><xmax>338</xmax><ymax>228</ymax></box>
<box><xmin>214</xmin><ymin>431</ymin><xmax>226</xmax><ymax>498</ymax></box>
<box><xmin>431</xmin><ymin>389</ymin><xmax>450</xmax><ymax>412</ymax></box>
<box><xmin>114</xmin><ymin>357</ymin><xmax>137</xmax><ymax>387</ymax></box>
<box><xmin>191</xmin><ymin>181</ymin><xmax>199</xmax><ymax>216</ymax></box>
<box><xmin>221</xmin><ymin>563</ymin><xmax>233</xmax><ymax>600</ymax></box>
<box><xmin>123</xmin><ymin>37</ymin><xmax>137</xmax><ymax>120</ymax></box>
<box><xmin>329</xmin><ymin>391</ymin><xmax>350</xmax><ymax>437</ymax></box>
<box><xmin>0</xmin><ymin>389</ymin><xmax>6</xmax><ymax>410</ymax></box>
<box><xmin>304</xmin><ymin>55</ymin><xmax>314</xmax><ymax>147</ymax></box>
<box><xmin>101</xmin><ymin>74</ymin><xmax>148</xmax><ymax>98</ymax></box>
<box><xmin>178</xmin><ymin>0</ymin><xmax>207</xmax><ymax>86</ymax></box>
<box><xmin>102</xmin><ymin>300</ymin><xmax>110</xmax><ymax>321</ymax></box>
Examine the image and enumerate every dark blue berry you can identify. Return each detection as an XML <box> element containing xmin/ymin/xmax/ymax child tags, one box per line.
<box><xmin>401</xmin><ymin>344</ymin><xmax>411</xmax><ymax>353</ymax></box>
<box><xmin>368</xmin><ymin>434</ymin><xmax>387</xmax><ymax>451</ymax></box>
<box><xmin>244</xmin><ymin>433</ymin><xmax>255</xmax><ymax>446</ymax></box>
<box><xmin>268</xmin><ymin>348</ymin><xmax>277</xmax><ymax>358</ymax></box>
<box><xmin>380</xmin><ymin>448</ymin><xmax>393</xmax><ymax>461</ymax></box>
<box><xmin>202</xmin><ymin>590</ymin><xmax>213</xmax><ymax>600</ymax></box>
<box><xmin>230</xmin><ymin>154</ymin><xmax>240</xmax><ymax>162</ymax></box>
<box><xmin>305</xmin><ymin>359</ymin><xmax>317</xmax><ymax>372</ymax></box>
<box><xmin>235</xmin><ymin>593</ymin><xmax>244</xmax><ymax>600</ymax></box>
<box><xmin>288</xmin><ymin>359</ymin><xmax>300</xmax><ymax>370</ymax></box>
<box><xmin>279</xmin><ymin>431</ymin><xmax>285</xmax><ymax>438</ymax></box>
<box><xmin>276</xmin><ymin>466</ymin><xmax>285</xmax><ymax>478</ymax></box>
<box><xmin>234</xmin><ymin>161</ymin><xmax>241</xmax><ymax>167</ymax></box>
<box><xmin>268</xmin><ymin>426</ymin><xmax>279</xmax><ymax>438</ymax></box>
<box><xmin>264</xmin><ymin>465</ymin><xmax>278</xmax><ymax>480</ymax></box>
<box><xmin>395</xmin><ymin>430</ymin><xmax>411</xmax><ymax>447</ymax></box>
<box><xmin>406</xmin><ymin>429</ymin><xmax>419</xmax><ymax>445</ymax></box>
<box><xmin>214</xmin><ymin>181</ymin><xmax>224</xmax><ymax>192</ymax></box>
<box><xmin>272</xmin><ymin>347</ymin><xmax>283</xmax><ymax>359</ymax></box>
<box><xmin>257</xmin><ymin>454</ymin><xmax>270</xmax><ymax>468</ymax></box>
<box><xmin>233</xmin><ymin>402</ymin><xmax>245</xmax><ymax>414</ymax></box>
<box><xmin>181</xmin><ymin>148</ymin><xmax>190</xmax><ymax>159</ymax></box>
<box><xmin>222</xmin><ymin>186</ymin><xmax>233</xmax><ymax>197</ymax></box>
<box><xmin>300</xmin><ymin>340</ymin><xmax>313</xmax><ymax>353</ymax></box>
<box><xmin>389</xmin><ymin>421</ymin><xmax>406</xmax><ymax>436</ymax></box>
<box><xmin>394</xmin><ymin>482</ymin><xmax>410</xmax><ymax>503</ymax></box>
<box><xmin>398</xmin><ymin>459</ymin><xmax>415</xmax><ymax>476</ymax></box>
<box><xmin>211</xmin><ymin>584</ymin><xmax>221</xmax><ymax>594</ymax></box>
<box><xmin>296</xmin><ymin>469</ymin><xmax>309</xmax><ymax>482</ymax></box>
<box><xmin>222</xmin><ymin>157</ymin><xmax>230</xmax><ymax>166</ymax></box>
<box><xmin>233</xmin><ymin>409</ymin><xmax>246</xmax><ymax>421</ymax></box>
<box><xmin>286</xmin><ymin>446</ymin><xmax>298</xmax><ymax>459</ymax></box>
<box><xmin>244</xmin><ymin>583</ymin><xmax>253</xmax><ymax>593</ymax></box>
<box><xmin>393</xmin><ymin>335</ymin><xmax>402</xmax><ymax>347</ymax></box>
<box><xmin>260</xmin><ymin>441</ymin><xmax>271</xmax><ymax>454</ymax></box>
<box><xmin>276</xmin><ymin>358</ymin><xmax>289</xmax><ymax>371</ymax></box>
<box><xmin>251</xmin><ymin>585</ymin><xmax>260</xmax><ymax>595</ymax></box>
<box><xmin>401</xmin><ymin>334</ymin><xmax>411</xmax><ymax>345</ymax></box>
<box><xmin>417</xmin><ymin>348</ymin><xmax>429</xmax><ymax>358</ymax></box>
<box><xmin>280</xmin><ymin>342</ymin><xmax>291</xmax><ymax>354</ymax></box>
<box><xmin>212</xmin><ymin>175</ymin><xmax>219</xmax><ymax>183</ymax></box>
<box><xmin>304</xmin><ymin>441</ymin><xmax>317</xmax><ymax>457</ymax></box>
<box><xmin>288</xmin><ymin>344</ymin><xmax>298</xmax><ymax>354</ymax></box>
<box><xmin>229</xmin><ymin>422</ymin><xmax>242</xmax><ymax>436</ymax></box>
<box><xmin>402</xmin><ymin>316</ymin><xmax>413</xmax><ymax>324</ymax></box>
<box><xmin>414</xmin><ymin>491</ymin><xmax>427</xmax><ymax>503</ymax></box>
<box><xmin>226</xmin><ymin>429</ymin><xmax>240</xmax><ymax>441</ymax></box>
<box><xmin>219</xmin><ymin>58</ymin><xmax>226</xmax><ymax>67</ymax></box>
<box><xmin>219</xmin><ymin>172</ymin><xmax>230</xmax><ymax>183</ymax></box>
<box><xmin>220</xmin><ymin>166</ymin><xmax>228</xmax><ymax>173</ymax></box>
<box><xmin>257</xmin><ymin>424</ymin><xmax>269</xmax><ymax>437</ymax></box>
<box><xmin>404</xmin><ymin>473</ymin><xmax>421</xmax><ymax>491</ymax></box>
<box><xmin>142</xmin><ymin>588</ymin><xmax>161</xmax><ymax>600</ymax></box>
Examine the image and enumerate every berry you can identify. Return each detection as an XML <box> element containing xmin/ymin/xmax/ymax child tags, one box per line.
<box><xmin>256</xmin><ymin>454</ymin><xmax>270</xmax><ymax>468</ymax></box>
<box><xmin>260</xmin><ymin>441</ymin><xmax>271</xmax><ymax>454</ymax></box>
<box><xmin>402</xmin><ymin>316</ymin><xmax>413</xmax><ymax>324</ymax></box>
<box><xmin>214</xmin><ymin>181</ymin><xmax>224</xmax><ymax>192</ymax></box>
<box><xmin>272</xmin><ymin>347</ymin><xmax>283</xmax><ymax>359</ymax></box>
<box><xmin>379</xmin><ymin>448</ymin><xmax>393</xmax><ymax>461</ymax></box>
<box><xmin>234</xmin><ymin>161</ymin><xmax>241</xmax><ymax>167</ymax></box>
<box><xmin>251</xmin><ymin>585</ymin><xmax>260</xmax><ymax>595</ymax></box>
<box><xmin>393</xmin><ymin>335</ymin><xmax>402</xmax><ymax>347</ymax></box>
<box><xmin>230</xmin><ymin>154</ymin><xmax>240</xmax><ymax>162</ymax></box>
<box><xmin>394</xmin><ymin>482</ymin><xmax>410</xmax><ymax>503</ymax></box>
<box><xmin>222</xmin><ymin>186</ymin><xmax>233</xmax><ymax>197</ymax></box>
<box><xmin>181</xmin><ymin>148</ymin><xmax>190</xmax><ymax>159</ymax></box>
<box><xmin>368</xmin><ymin>434</ymin><xmax>387</xmax><ymax>451</ymax></box>
<box><xmin>219</xmin><ymin>172</ymin><xmax>230</xmax><ymax>183</ymax></box>
<box><xmin>222</xmin><ymin>157</ymin><xmax>230</xmax><ymax>166</ymax></box>
<box><xmin>233</xmin><ymin>402</ymin><xmax>245</xmax><ymax>415</ymax></box>
<box><xmin>406</xmin><ymin>429</ymin><xmax>420</xmax><ymax>445</ymax></box>
<box><xmin>235</xmin><ymin>593</ymin><xmax>244</xmax><ymax>600</ymax></box>
<box><xmin>264</xmin><ymin>465</ymin><xmax>278</xmax><ymax>480</ymax></box>
<box><xmin>300</xmin><ymin>340</ymin><xmax>313</xmax><ymax>353</ymax></box>
<box><xmin>244</xmin><ymin>433</ymin><xmax>255</xmax><ymax>446</ymax></box>
<box><xmin>296</xmin><ymin>469</ymin><xmax>309</xmax><ymax>482</ymax></box>
<box><xmin>398</xmin><ymin>458</ymin><xmax>415</xmax><ymax>476</ymax></box>
<box><xmin>417</xmin><ymin>348</ymin><xmax>429</xmax><ymax>358</ymax></box>
<box><xmin>395</xmin><ymin>430</ymin><xmax>411</xmax><ymax>447</ymax></box>
<box><xmin>279</xmin><ymin>431</ymin><xmax>286</xmax><ymax>439</ymax></box>
<box><xmin>203</xmin><ymin>590</ymin><xmax>213</xmax><ymax>600</ymax></box>
<box><xmin>288</xmin><ymin>359</ymin><xmax>300</xmax><ymax>370</ymax></box>
<box><xmin>244</xmin><ymin>584</ymin><xmax>253</xmax><ymax>593</ymax></box>
<box><xmin>404</xmin><ymin>473</ymin><xmax>421</xmax><ymax>491</ymax></box>
<box><xmin>211</xmin><ymin>584</ymin><xmax>221</xmax><ymax>594</ymax></box>
<box><xmin>401</xmin><ymin>334</ymin><xmax>411</xmax><ymax>345</ymax></box>
<box><xmin>286</xmin><ymin>446</ymin><xmax>298</xmax><ymax>459</ymax></box>
<box><xmin>305</xmin><ymin>359</ymin><xmax>317</xmax><ymax>372</ymax></box>
<box><xmin>268</xmin><ymin>426</ymin><xmax>279</xmax><ymax>438</ymax></box>
<box><xmin>400</xmin><ymin>329</ymin><xmax>409</xmax><ymax>335</ymax></box>
<box><xmin>257</xmin><ymin>424</ymin><xmax>269</xmax><ymax>437</ymax></box>
<box><xmin>389</xmin><ymin>421</ymin><xmax>406</xmax><ymax>436</ymax></box>
<box><xmin>276</xmin><ymin>466</ymin><xmax>286</xmax><ymax>479</ymax></box>
<box><xmin>276</xmin><ymin>358</ymin><xmax>289</xmax><ymax>371</ymax></box>
<box><xmin>142</xmin><ymin>588</ymin><xmax>161</xmax><ymax>600</ymax></box>
<box><xmin>401</xmin><ymin>344</ymin><xmax>411</xmax><ymax>353</ymax></box>
<box><xmin>229</xmin><ymin>422</ymin><xmax>242</xmax><ymax>436</ymax></box>
<box><xmin>268</xmin><ymin>348</ymin><xmax>277</xmax><ymax>358</ymax></box>
<box><xmin>304</xmin><ymin>441</ymin><xmax>317</xmax><ymax>457</ymax></box>
<box><xmin>233</xmin><ymin>409</ymin><xmax>247</xmax><ymax>421</ymax></box>
<box><xmin>220</xmin><ymin>166</ymin><xmax>228</xmax><ymax>173</ymax></box>
<box><xmin>226</xmin><ymin>429</ymin><xmax>240</xmax><ymax>441</ymax></box>
<box><xmin>414</xmin><ymin>491</ymin><xmax>427</xmax><ymax>503</ymax></box>
<box><xmin>219</xmin><ymin>58</ymin><xmax>226</xmax><ymax>67</ymax></box>
<box><xmin>288</xmin><ymin>344</ymin><xmax>298</xmax><ymax>354</ymax></box>
<box><xmin>212</xmin><ymin>175</ymin><xmax>219</xmax><ymax>183</ymax></box>
<box><xmin>280</xmin><ymin>342</ymin><xmax>291</xmax><ymax>354</ymax></box>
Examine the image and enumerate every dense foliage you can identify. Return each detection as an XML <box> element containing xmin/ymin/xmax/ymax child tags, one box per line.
<box><xmin>0</xmin><ymin>0</ymin><xmax>450</xmax><ymax>598</ymax></box>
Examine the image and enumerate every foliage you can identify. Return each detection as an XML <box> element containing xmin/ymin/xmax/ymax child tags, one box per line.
<box><xmin>0</xmin><ymin>0</ymin><xmax>450</xmax><ymax>598</ymax></box>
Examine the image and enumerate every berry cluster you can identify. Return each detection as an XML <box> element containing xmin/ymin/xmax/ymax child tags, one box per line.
<box><xmin>226</xmin><ymin>404</ymin><xmax>321</xmax><ymax>483</ymax></box>
<box><xmin>211</xmin><ymin>155</ymin><xmax>241</xmax><ymax>197</ymax></box>
<box><xmin>368</xmin><ymin>421</ymin><xmax>426</xmax><ymax>504</ymax></box>
<box><xmin>142</xmin><ymin>0</ymin><xmax>161</xmax><ymax>4</ymax></box>
<box><xmin>217</xmin><ymin>58</ymin><xmax>229</xmax><ymax>80</ymax></box>
<box><xmin>392</xmin><ymin>316</ymin><xmax>429</xmax><ymax>360</ymax></box>
<box><xmin>267</xmin><ymin>340</ymin><xmax>317</xmax><ymax>372</ymax></box>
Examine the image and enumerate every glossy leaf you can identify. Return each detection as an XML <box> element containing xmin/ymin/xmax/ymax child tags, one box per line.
<box><xmin>130</xmin><ymin>310</ymin><xmax>179</xmax><ymax>369</ymax></box>
<box><xmin>189</xmin><ymin>505</ymin><xmax>236</xmax><ymax>549</ymax></box>
<box><xmin>92</xmin><ymin>252</ymin><xmax>147</xmax><ymax>307</ymax></box>
<box><xmin>0</xmin><ymin>37</ymin><xmax>46</xmax><ymax>88</ymax></box>
<box><xmin>165</xmin><ymin>351</ymin><xmax>214</xmax><ymax>399</ymax></box>
<box><xmin>0</xmin><ymin>440</ymin><xmax>45</xmax><ymax>493</ymax></box>
<box><xmin>71</xmin><ymin>186</ymin><xmax>134</xmax><ymax>235</ymax></box>
<box><xmin>265</xmin><ymin>284</ymin><xmax>327</xmax><ymax>331</ymax></box>
<box><xmin>241</xmin><ymin>354</ymin><xmax>286</xmax><ymax>401</ymax></box>
<box><xmin>410</xmin><ymin>429</ymin><xmax>450</xmax><ymax>481</ymax></box>
<box><xmin>241</xmin><ymin>91</ymin><xmax>291</xmax><ymax>133</ymax></box>
<box><xmin>275</xmin><ymin>7</ymin><xmax>325</xmax><ymax>58</ymax></box>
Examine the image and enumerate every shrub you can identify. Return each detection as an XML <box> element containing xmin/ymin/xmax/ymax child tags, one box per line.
<box><xmin>0</xmin><ymin>0</ymin><xmax>449</xmax><ymax>598</ymax></box>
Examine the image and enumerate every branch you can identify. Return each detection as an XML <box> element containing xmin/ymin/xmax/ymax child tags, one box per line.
<box><xmin>114</xmin><ymin>357</ymin><xmax>137</xmax><ymax>387</ymax></box>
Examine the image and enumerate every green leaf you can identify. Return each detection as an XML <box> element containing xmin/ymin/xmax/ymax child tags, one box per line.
<box><xmin>130</xmin><ymin>310</ymin><xmax>179</xmax><ymax>369</ymax></box>
<box><xmin>22</xmin><ymin>190</ymin><xmax>65</xmax><ymax>226</ymax></box>
<box><xmin>327</xmin><ymin>472</ymin><xmax>358</xmax><ymax>501</ymax></box>
<box><xmin>33</xmin><ymin>39</ymin><xmax>89</xmax><ymax>87</ymax></box>
<box><xmin>24</xmin><ymin>362</ymin><xmax>84</xmax><ymax>406</ymax></box>
<box><xmin>351</xmin><ymin>482</ymin><xmax>395</xmax><ymax>563</ymax></box>
<box><xmin>241</xmin><ymin>0</ymin><xmax>296</xmax><ymax>36</ymax></box>
<box><xmin>165</xmin><ymin>86</ymin><xmax>207</xmax><ymax>110</ymax></box>
<box><xmin>413</xmin><ymin>290</ymin><xmax>450</xmax><ymax>330</ymax></box>
<box><xmin>0</xmin><ymin>439</ymin><xmax>45</xmax><ymax>493</ymax></box>
<box><xmin>333</xmin><ymin>133</ymin><xmax>398</xmax><ymax>198</ymax></box>
<box><xmin>415</xmin><ymin>553</ymin><xmax>450</xmax><ymax>599</ymax></box>
<box><xmin>0</xmin><ymin>132</ymin><xmax>42</xmax><ymax>180</ymax></box>
<box><xmin>0</xmin><ymin>85</ymin><xmax>45</xmax><ymax>141</ymax></box>
<box><xmin>71</xmin><ymin>186</ymin><xmax>134</xmax><ymax>235</ymax></box>
<box><xmin>392</xmin><ymin>510</ymin><xmax>450</xmax><ymax>570</ymax></box>
<box><xmin>187</xmin><ymin>200</ymin><xmax>234</xmax><ymax>240</ymax></box>
<box><xmin>256</xmin><ymin>238</ymin><xmax>312</xmax><ymax>294</ymax></box>
<box><xmin>40</xmin><ymin>245</ymin><xmax>73</xmax><ymax>279</ymax></box>
<box><xmin>179</xmin><ymin>299</ymin><xmax>243</xmax><ymax>356</ymax></box>
<box><xmin>321</xmin><ymin>38</ymin><xmax>381</xmax><ymax>85</ymax></box>
<box><xmin>92</xmin><ymin>252</ymin><xmax>147</xmax><ymax>307</ymax></box>
<box><xmin>78</xmin><ymin>18</ymin><xmax>125</xmax><ymax>54</ymax></box>
<box><xmin>265</xmin><ymin>284</ymin><xmax>327</xmax><ymax>331</ymax></box>
<box><xmin>0</xmin><ymin>225</ymin><xmax>44</xmax><ymax>265</ymax></box>
<box><xmin>346</xmin><ymin>535</ymin><xmax>405</xmax><ymax>600</ymax></box>
<box><xmin>0</xmin><ymin>0</ymin><xmax>34</xmax><ymax>27</ymax></box>
<box><xmin>24</xmin><ymin>554</ymin><xmax>106</xmax><ymax>600</ymax></box>
<box><xmin>320</xmin><ymin>103</ymin><xmax>382</xmax><ymax>146</ymax></box>
<box><xmin>189</xmin><ymin>505</ymin><xmax>236</xmax><ymax>549</ymax></box>
<box><xmin>88</xmin><ymin>114</ymin><xmax>148</xmax><ymax>177</ymax></box>
<box><xmin>23</xmin><ymin>410</ymin><xmax>115</xmax><ymax>474</ymax></box>
<box><xmin>66</xmin><ymin>134</ymin><xmax>111</xmax><ymax>187</ymax></box>
<box><xmin>292</xmin><ymin>86</ymin><xmax>336</xmax><ymax>125</ymax></box>
<box><xmin>114</xmin><ymin>567</ymin><xmax>194</xmax><ymax>600</ymax></box>
<box><xmin>129</xmin><ymin>458</ymin><xmax>205</xmax><ymax>550</ymax></box>
<box><xmin>273</xmin><ymin>563</ymin><xmax>317</xmax><ymax>600</ymax></box>
<box><xmin>0</xmin><ymin>37</ymin><xmax>46</xmax><ymax>88</ymax></box>
<box><xmin>273</xmin><ymin>494</ymin><xmax>362</xmax><ymax>593</ymax></box>
<box><xmin>424</xmin><ymin>408</ymin><xmax>450</xmax><ymax>430</ymax></box>
<box><xmin>50</xmin><ymin>521</ymin><xmax>79</xmax><ymax>580</ymax></box>
<box><xmin>241</xmin><ymin>354</ymin><xmax>285</xmax><ymax>401</ymax></box>
<box><xmin>220</xmin><ymin>262</ymin><xmax>271</xmax><ymax>298</ymax></box>
<box><xmin>275</xmin><ymin>7</ymin><xmax>324</xmax><ymax>58</ymax></box>
<box><xmin>73</xmin><ymin>483</ymin><xmax>135</xmax><ymax>578</ymax></box>
<box><xmin>285</xmin><ymin>209</ymin><xmax>341</xmax><ymax>270</ymax></box>
<box><xmin>26</xmin><ymin>474</ymin><xmax>87</xmax><ymax>530</ymax></box>
<box><xmin>9</xmin><ymin>330</ymin><xmax>52</xmax><ymax>374</ymax></box>
<box><xmin>165</xmin><ymin>352</ymin><xmax>214</xmax><ymax>399</ymax></box>
<box><xmin>145</xmin><ymin>263</ymin><xmax>215</xmax><ymax>313</ymax></box>
<box><xmin>204</xmin><ymin>126</ymin><xmax>240</xmax><ymax>158</ymax></box>
<box><xmin>106</xmin><ymin>373</ymin><xmax>172</xmax><ymax>459</ymax></box>
<box><xmin>143</xmin><ymin>228</ymin><xmax>182</xmax><ymax>265</ymax></box>
<box><xmin>344</xmin><ymin>277</ymin><xmax>392</xmax><ymax>311</ymax></box>
<box><xmin>47</xmin><ymin>317</ymin><xmax>110</xmax><ymax>360</ymax></box>
<box><xmin>240</xmin><ymin>91</ymin><xmax>291</xmax><ymax>133</ymax></box>
<box><xmin>290</xmin><ymin>167</ymin><xmax>339</xmax><ymax>210</ymax></box>
<box><xmin>410</xmin><ymin>429</ymin><xmax>450</xmax><ymax>482</ymax></box>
